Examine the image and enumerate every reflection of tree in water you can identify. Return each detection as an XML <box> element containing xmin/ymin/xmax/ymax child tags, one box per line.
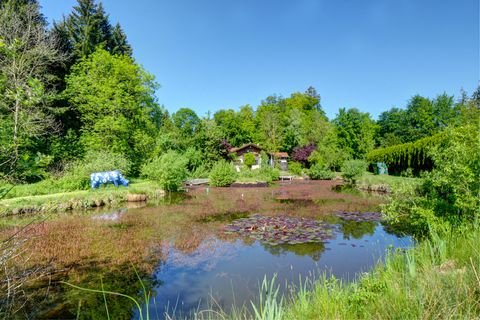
<box><xmin>261</xmin><ymin>242</ymin><xmax>326</xmax><ymax>261</ymax></box>
<box><xmin>339</xmin><ymin>220</ymin><xmax>377</xmax><ymax>240</ymax></box>
<box><xmin>33</xmin><ymin>265</ymin><xmax>158</xmax><ymax>320</ymax></box>
<box><xmin>381</xmin><ymin>221</ymin><xmax>412</xmax><ymax>238</ymax></box>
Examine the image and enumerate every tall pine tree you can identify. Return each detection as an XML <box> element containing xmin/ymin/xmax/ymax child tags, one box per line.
<box><xmin>53</xmin><ymin>0</ymin><xmax>132</xmax><ymax>61</ymax></box>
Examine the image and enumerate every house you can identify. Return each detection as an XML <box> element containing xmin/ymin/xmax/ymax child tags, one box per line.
<box><xmin>229</xmin><ymin>144</ymin><xmax>289</xmax><ymax>170</ymax></box>
<box><xmin>229</xmin><ymin>143</ymin><xmax>264</xmax><ymax>170</ymax></box>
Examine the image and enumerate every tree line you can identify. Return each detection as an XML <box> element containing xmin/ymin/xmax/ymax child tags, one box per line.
<box><xmin>0</xmin><ymin>0</ymin><xmax>478</xmax><ymax>184</ymax></box>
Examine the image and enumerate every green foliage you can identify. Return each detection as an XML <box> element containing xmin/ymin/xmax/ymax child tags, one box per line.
<box><xmin>288</xmin><ymin>161</ymin><xmax>304</xmax><ymax>176</ymax></box>
<box><xmin>172</xmin><ymin>108</ymin><xmax>200</xmax><ymax>138</ymax></box>
<box><xmin>0</xmin><ymin>1</ymin><xmax>64</xmax><ymax>182</ymax></box>
<box><xmin>59</xmin><ymin>151</ymin><xmax>131</xmax><ymax>191</ymax></box>
<box><xmin>308</xmin><ymin>164</ymin><xmax>335</xmax><ymax>180</ymax></box>
<box><xmin>65</xmin><ymin>48</ymin><xmax>160</xmax><ymax>172</ymax></box>
<box><xmin>183</xmin><ymin>147</ymin><xmax>203</xmax><ymax>172</ymax></box>
<box><xmin>284</xmin><ymin>226</ymin><xmax>480</xmax><ymax>319</ymax></box>
<box><xmin>420</xmin><ymin>125</ymin><xmax>479</xmax><ymax>222</ymax></box>
<box><xmin>214</xmin><ymin>106</ymin><xmax>255</xmax><ymax>146</ymax></box>
<box><xmin>244</xmin><ymin>152</ymin><xmax>256</xmax><ymax>168</ymax></box>
<box><xmin>251</xmin><ymin>275</ymin><xmax>284</xmax><ymax>320</ymax></box>
<box><xmin>376</xmin><ymin>93</ymin><xmax>459</xmax><ymax>147</ymax></box>
<box><xmin>400</xmin><ymin>168</ymin><xmax>414</xmax><ymax>178</ymax></box>
<box><xmin>188</xmin><ymin>163</ymin><xmax>210</xmax><ymax>179</ymax></box>
<box><xmin>333</xmin><ymin>108</ymin><xmax>377</xmax><ymax>159</ymax></box>
<box><xmin>367</xmin><ymin>132</ymin><xmax>445</xmax><ymax>174</ymax></box>
<box><xmin>191</xmin><ymin>118</ymin><xmax>229</xmax><ymax>165</ymax></box>
<box><xmin>208</xmin><ymin>160</ymin><xmax>237</xmax><ymax>187</ymax></box>
<box><xmin>237</xmin><ymin>165</ymin><xmax>280</xmax><ymax>183</ymax></box>
<box><xmin>341</xmin><ymin>160</ymin><xmax>367</xmax><ymax>184</ymax></box>
<box><xmin>260</xmin><ymin>166</ymin><xmax>280</xmax><ymax>182</ymax></box>
<box><xmin>383</xmin><ymin>125</ymin><xmax>479</xmax><ymax>235</ymax></box>
<box><xmin>1</xmin><ymin>150</ymin><xmax>131</xmax><ymax>198</ymax></box>
<box><xmin>141</xmin><ymin>151</ymin><xmax>187</xmax><ymax>192</ymax></box>
<box><xmin>53</xmin><ymin>0</ymin><xmax>132</xmax><ymax>60</ymax></box>
<box><xmin>309</xmin><ymin>144</ymin><xmax>349</xmax><ymax>172</ymax></box>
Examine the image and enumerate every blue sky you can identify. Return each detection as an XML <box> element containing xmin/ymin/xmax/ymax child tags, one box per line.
<box><xmin>40</xmin><ymin>0</ymin><xmax>479</xmax><ymax>120</ymax></box>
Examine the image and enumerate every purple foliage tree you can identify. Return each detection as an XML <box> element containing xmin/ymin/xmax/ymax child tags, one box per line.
<box><xmin>292</xmin><ymin>144</ymin><xmax>316</xmax><ymax>167</ymax></box>
<box><xmin>219</xmin><ymin>139</ymin><xmax>233</xmax><ymax>160</ymax></box>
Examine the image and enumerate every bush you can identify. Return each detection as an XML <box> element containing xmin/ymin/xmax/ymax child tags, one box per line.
<box><xmin>58</xmin><ymin>151</ymin><xmax>131</xmax><ymax>191</ymax></box>
<box><xmin>184</xmin><ymin>147</ymin><xmax>203</xmax><ymax>172</ymax></box>
<box><xmin>141</xmin><ymin>151</ymin><xmax>188</xmax><ymax>192</ymax></box>
<box><xmin>188</xmin><ymin>163</ymin><xmax>210</xmax><ymax>179</ymax></box>
<box><xmin>341</xmin><ymin>160</ymin><xmax>367</xmax><ymax>184</ymax></box>
<box><xmin>260</xmin><ymin>165</ymin><xmax>280</xmax><ymax>182</ymax></box>
<box><xmin>244</xmin><ymin>152</ymin><xmax>256</xmax><ymax>168</ymax></box>
<box><xmin>383</xmin><ymin>125</ymin><xmax>480</xmax><ymax>236</ymax></box>
<box><xmin>400</xmin><ymin>168</ymin><xmax>414</xmax><ymax>178</ymax></box>
<box><xmin>288</xmin><ymin>161</ymin><xmax>304</xmax><ymax>176</ymax></box>
<box><xmin>209</xmin><ymin>160</ymin><xmax>237</xmax><ymax>187</ymax></box>
<box><xmin>308</xmin><ymin>164</ymin><xmax>335</xmax><ymax>180</ymax></box>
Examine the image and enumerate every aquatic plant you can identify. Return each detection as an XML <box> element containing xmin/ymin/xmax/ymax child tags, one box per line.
<box><xmin>251</xmin><ymin>274</ymin><xmax>284</xmax><ymax>320</ymax></box>
<box><xmin>224</xmin><ymin>214</ymin><xmax>335</xmax><ymax>246</ymax></box>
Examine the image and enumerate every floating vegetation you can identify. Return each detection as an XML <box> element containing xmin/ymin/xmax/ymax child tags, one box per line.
<box><xmin>224</xmin><ymin>214</ymin><xmax>335</xmax><ymax>246</ymax></box>
<box><xmin>335</xmin><ymin>211</ymin><xmax>383</xmax><ymax>222</ymax></box>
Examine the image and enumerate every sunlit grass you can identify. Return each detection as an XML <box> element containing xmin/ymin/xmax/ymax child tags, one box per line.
<box><xmin>357</xmin><ymin>172</ymin><xmax>420</xmax><ymax>192</ymax></box>
<box><xmin>0</xmin><ymin>180</ymin><xmax>164</xmax><ymax>216</ymax></box>
<box><xmin>282</xmin><ymin>225</ymin><xmax>480</xmax><ymax>319</ymax></box>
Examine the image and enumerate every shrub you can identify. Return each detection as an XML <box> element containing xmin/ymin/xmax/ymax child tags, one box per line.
<box><xmin>400</xmin><ymin>168</ymin><xmax>414</xmax><ymax>178</ymax></box>
<box><xmin>236</xmin><ymin>165</ymin><xmax>279</xmax><ymax>183</ymax></box>
<box><xmin>383</xmin><ymin>125</ymin><xmax>480</xmax><ymax>236</ymax></box>
<box><xmin>260</xmin><ymin>166</ymin><xmax>280</xmax><ymax>182</ymax></box>
<box><xmin>288</xmin><ymin>161</ymin><xmax>304</xmax><ymax>176</ymax></box>
<box><xmin>58</xmin><ymin>151</ymin><xmax>131</xmax><ymax>191</ymax></box>
<box><xmin>308</xmin><ymin>164</ymin><xmax>335</xmax><ymax>180</ymax></box>
<box><xmin>184</xmin><ymin>147</ymin><xmax>203</xmax><ymax>172</ymax></box>
<box><xmin>243</xmin><ymin>152</ymin><xmax>256</xmax><ymax>168</ymax></box>
<box><xmin>188</xmin><ymin>163</ymin><xmax>210</xmax><ymax>179</ymax></box>
<box><xmin>209</xmin><ymin>160</ymin><xmax>237</xmax><ymax>187</ymax></box>
<box><xmin>291</xmin><ymin>144</ymin><xmax>316</xmax><ymax>167</ymax></box>
<box><xmin>341</xmin><ymin>160</ymin><xmax>367</xmax><ymax>184</ymax></box>
<box><xmin>141</xmin><ymin>151</ymin><xmax>188</xmax><ymax>192</ymax></box>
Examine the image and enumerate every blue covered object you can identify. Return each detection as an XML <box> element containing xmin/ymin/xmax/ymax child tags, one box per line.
<box><xmin>374</xmin><ymin>162</ymin><xmax>389</xmax><ymax>175</ymax></box>
<box><xmin>90</xmin><ymin>170</ymin><xmax>129</xmax><ymax>189</ymax></box>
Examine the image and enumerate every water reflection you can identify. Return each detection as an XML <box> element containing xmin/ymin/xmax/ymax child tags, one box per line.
<box><xmin>144</xmin><ymin>221</ymin><xmax>411</xmax><ymax>319</ymax></box>
<box><xmin>1</xmin><ymin>181</ymin><xmax>411</xmax><ymax>319</ymax></box>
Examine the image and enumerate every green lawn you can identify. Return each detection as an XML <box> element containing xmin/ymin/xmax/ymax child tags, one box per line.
<box><xmin>0</xmin><ymin>180</ymin><xmax>164</xmax><ymax>216</ymax></box>
<box><xmin>356</xmin><ymin>172</ymin><xmax>420</xmax><ymax>192</ymax></box>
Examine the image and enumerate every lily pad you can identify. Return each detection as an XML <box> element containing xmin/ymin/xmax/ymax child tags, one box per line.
<box><xmin>224</xmin><ymin>214</ymin><xmax>336</xmax><ymax>245</ymax></box>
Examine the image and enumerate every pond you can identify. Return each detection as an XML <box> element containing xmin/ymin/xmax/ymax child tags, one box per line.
<box><xmin>2</xmin><ymin>180</ymin><xmax>412</xmax><ymax>319</ymax></box>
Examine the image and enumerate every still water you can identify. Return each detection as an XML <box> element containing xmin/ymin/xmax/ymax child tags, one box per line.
<box><xmin>3</xmin><ymin>181</ymin><xmax>412</xmax><ymax>319</ymax></box>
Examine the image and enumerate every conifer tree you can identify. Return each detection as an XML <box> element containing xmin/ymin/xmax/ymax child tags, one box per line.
<box><xmin>53</xmin><ymin>0</ymin><xmax>132</xmax><ymax>61</ymax></box>
<box><xmin>110</xmin><ymin>23</ymin><xmax>132</xmax><ymax>56</ymax></box>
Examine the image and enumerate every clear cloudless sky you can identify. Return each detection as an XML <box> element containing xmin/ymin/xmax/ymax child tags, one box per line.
<box><xmin>40</xmin><ymin>0</ymin><xmax>479</xmax><ymax>119</ymax></box>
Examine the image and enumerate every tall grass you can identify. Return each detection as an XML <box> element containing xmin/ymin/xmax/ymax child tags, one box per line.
<box><xmin>283</xmin><ymin>225</ymin><xmax>480</xmax><ymax>319</ymax></box>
